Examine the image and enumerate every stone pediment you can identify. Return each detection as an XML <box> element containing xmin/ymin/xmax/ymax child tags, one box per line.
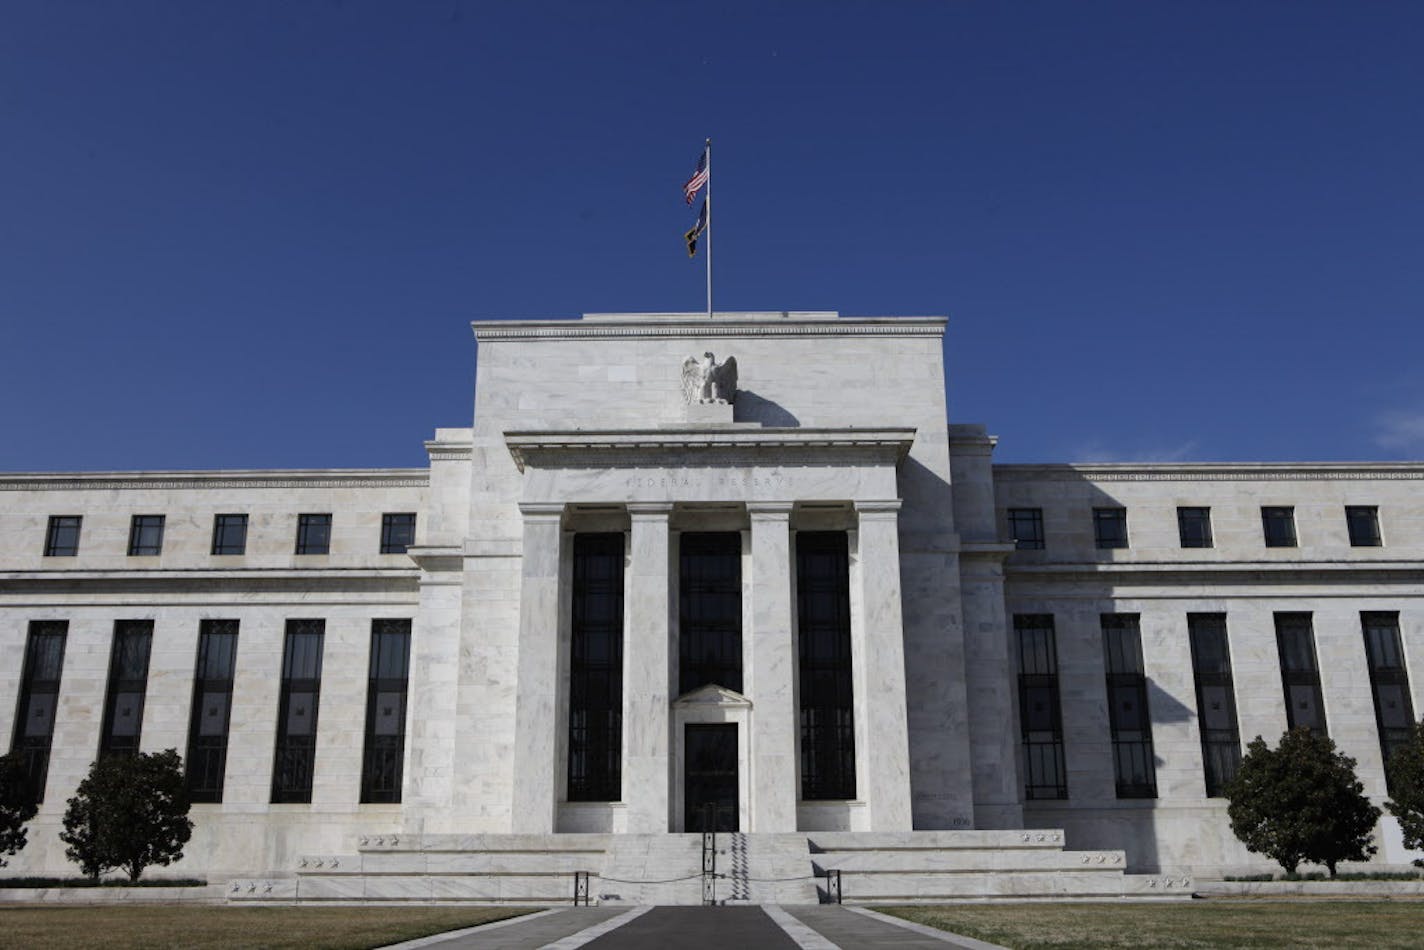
<box><xmin>672</xmin><ymin>683</ymin><xmax>752</xmax><ymax>708</ymax></box>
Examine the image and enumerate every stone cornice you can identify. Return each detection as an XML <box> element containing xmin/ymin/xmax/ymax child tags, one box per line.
<box><xmin>473</xmin><ymin>316</ymin><xmax>946</xmax><ymax>342</ymax></box>
<box><xmin>994</xmin><ymin>462</ymin><xmax>1424</xmax><ymax>482</ymax></box>
<box><xmin>0</xmin><ymin>469</ymin><xmax>429</xmax><ymax>491</ymax></box>
<box><xmin>1005</xmin><ymin>560</ymin><xmax>1424</xmax><ymax>587</ymax></box>
<box><xmin>504</xmin><ymin>427</ymin><xmax>916</xmax><ymax>472</ymax></box>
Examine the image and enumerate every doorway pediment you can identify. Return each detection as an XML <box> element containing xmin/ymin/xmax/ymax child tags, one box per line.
<box><xmin>673</xmin><ymin>683</ymin><xmax>752</xmax><ymax>709</ymax></box>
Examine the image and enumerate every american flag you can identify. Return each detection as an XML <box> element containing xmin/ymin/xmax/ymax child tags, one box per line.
<box><xmin>683</xmin><ymin>148</ymin><xmax>708</xmax><ymax>204</ymax></box>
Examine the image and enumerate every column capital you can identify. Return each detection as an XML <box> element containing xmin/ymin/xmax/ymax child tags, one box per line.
<box><xmin>854</xmin><ymin>499</ymin><xmax>903</xmax><ymax>519</ymax></box>
<box><xmin>747</xmin><ymin>501</ymin><xmax>795</xmax><ymax>520</ymax></box>
<box><xmin>626</xmin><ymin>501</ymin><xmax>674</xmax><ymax>520</ymax></box>
<box><xmin>517</xmin><ymin>502</ymin><xmax>566</xmax><ymax>523</ymax></box>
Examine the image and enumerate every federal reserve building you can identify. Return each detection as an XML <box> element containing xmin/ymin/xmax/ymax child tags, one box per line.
<box><xmin>3</xmin><ymin>311</ymin><xmax>1421</xmax><ymax>903</ymax></box>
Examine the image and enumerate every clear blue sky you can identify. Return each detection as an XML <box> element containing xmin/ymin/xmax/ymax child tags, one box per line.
<box><xmin>3</xmin><ymin>1</ymin><xmax>1421</xmax><ymax>471</ymax></box>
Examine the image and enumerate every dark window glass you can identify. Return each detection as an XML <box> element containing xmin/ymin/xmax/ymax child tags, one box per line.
<box><xmin>1015</xmin><ymin>614</ymin><xmax>1067</xmax><ymax>799</ymax></box>
<box><xmin>44</xmin><ymin>516</ymin><xmax>81</xmax><ymax>557</ymax></box>
<box><xmin>1007</xmin><ymin>508</ymin><xmax>1045</xmax><ymax>550</ymax></box>
<box><xmin>127</xmin><ymin>515</ymin><xmax>165</xmax><ymax>556</ymax></box>
<box><xmin>380</xmin><ymin>513</ymin><xmax>417</xmax><ymax>554</ymax></box>
<box><xmin>1261</xmin><ymin>507</ymin><xmax>1297</xmax><ymax>548</ymax></box>
<box><xmin>272</xmin><ymin>620</ymin><xmax>324</xmax><ymax>803</ymax></box>
<box><xmin>1177</xmin><ymin>507</ymin><xmax>1214</xmax><ymax>549</ymax></box>
<box><xmin>9</xmin><ymin>621</ymin><xmax>68</xmax><ymax>802</ymax></box>
<box><xmin>1093</xmin><ymin>508</ymin><xmax>1128</xmax><ymax>549</ymax></box>
<box><xmin>679</xmin><ymin>532</ymin><xmax>743</xmax><ymax>695</ymax></box>
<box><xmin>1275</xmin><ymin>613</ymin><xmax>1326</xmax><ymax>734</ymax></box>
<box><xmin>186</xmin><ymin>620</ymin><xmax>239</xmax><ymax>802</ymax></box>
<box><xmin>1102</xmin><ymin>614</ymin><xmax>1157</xmax><ymax>798</ymax></box>
<box><xmin>1362</xmin><ymin>612</ymin><xmax>1415</xmax><ymax>791</ymax></box>
<box><xmin>99</xmin><ymin>621</ymin><xmax>153</xmax><ymax>757</ymax></box>
<box><xmin>1188</xmin><ymin>614</ymin><xmax>1241</xmax><ymax>796</ymax></box>
<box><xmin>211</xmin><ymin>514</ymin><xmax>248</xmax><ymax>555</ymax></box>
<box><xmin>361</xmin><ymin>619</ymin><xmax>411</xmax><ymax>803</ymax></box>
<box><xmin>295</xmin><ymin>514</ymin><xmax>332</xmax><ymax>555</ymax></box>
<box><xmin>797</xmin><ymin>531</ymin><xmax>856</xmax><ymax>801</ymax></box>
<box><xmin>567</xmin><ymin>534</ymin><xmax>624</xmax><ymax>802</ymax></box>
<box><xmin>1346</xmin><ymin>507</ymin><xmax>1381</xmax><ymax>547</ymax></box>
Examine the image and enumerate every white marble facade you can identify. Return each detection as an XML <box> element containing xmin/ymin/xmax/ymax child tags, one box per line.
<box><xmin>1</xmin><ymin>311</ymin><xmax>1421</xmax><ymax>880</ymax></box>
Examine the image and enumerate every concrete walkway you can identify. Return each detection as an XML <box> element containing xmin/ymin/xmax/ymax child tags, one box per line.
<box><xmin>386</xmin><ymin>904</ymin><xmax>1005</xmax><ymax>950</ymax></box>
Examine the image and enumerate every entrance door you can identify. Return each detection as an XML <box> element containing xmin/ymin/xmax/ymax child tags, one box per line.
<box><xmin>685</xmin><ymin>724</ymin><xmax>738</xmax><ymax>832</ymax></box>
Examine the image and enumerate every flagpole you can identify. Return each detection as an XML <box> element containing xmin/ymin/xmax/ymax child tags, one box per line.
<box><xmin>704</xmin><ymin>138</ymin><xmax>712</xmax><ymax>319</ymax></box>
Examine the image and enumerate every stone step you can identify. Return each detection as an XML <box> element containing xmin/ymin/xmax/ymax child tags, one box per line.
<box><xmin>834</xmin><ymin>870</ymin><xmax>1193</xmax><ymax>901</ymax></box>
<box><xmin>809</xmin><ymin>829</ymin><xmax>1068</xmax><ymax>851</ymax></box>
<box><xmin>814</xmin><ymin>848</ymin><xmax>1127</xmax><ymax>873</ymax></box>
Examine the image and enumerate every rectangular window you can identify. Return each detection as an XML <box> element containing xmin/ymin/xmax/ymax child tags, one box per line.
<box><xmin>211</xmin><ymin>514</ymin><xmax>248</xmax><ymax>555</ymax></box>
<box><xmin>1261</xmin><ymin>506</ymin><xmax>1297</xmax><ymax>548</ymax></box>
<box><xmin>295</xmin><ymin>514</ymin><xmax>332</xmax><ymax>555</ymax></box>
<box><xmin>380</xmin><ymin>513</ymin><xmax>416</xmax><ymax>554</ymax></box>
<box><xmin>1093</xmin><ymin>507</ymin><xmax>1129</xmax><ymax>549</ymax></box>
<box><xmin>1362</xmin><ymin>612</ymin><xmax>1415</xmax><ymax>788</ymax></box>
<box><xmin>1015</xmin><ymin>614</ymin><xmax>1067</xmax><ymax>799</ymax></box>
<box><xmin>9</xmin><ymin>621</ymin><xmax>67</xmax><ymax>802</ymax></box>
<box><xmin>99</xmin><ymin>620</ymin><xmax>153</xmax><ymax>757</ymax></box>
<box><xmin>44</xmin><ymin>516</ymin><xmax>81</xmax><ymax>557</ymax></box>
<box><xmin>1188</xmin><ymin>614</ymin><xmax>1241</xmax><ymax>796</ymax></box>
<box><xmin>566</xmin><ymin>534</ymin><xmax>624</xmax><ymax>802</ymax></box>
<box><xmin>271</xmin><ymin>620</ymin><xmax>325</xmax><ymax>803</ymax></box>
<box><xmin>361</xmin><ymin>619</ymin><xmax>411</xmax><ymax>804</ymax></box>
<box><xmin>186</xmin><ymin>621</ymin><xmax>239</xmax><ymax>802</ymax></box>
<box><xmin>679</xmin><ymin>532</ymin><xmax>743</xmax><ymax>695</ymax></box>
<box><xmin>127</xmin><ymin>515</ymin><xmax>165</xmax><ymax>556</ymax></box>
<box><xmin>1346</xmin><ymin>506</ymin><xmax>1381</xmax><ymax>547</ymax></box>
<box><xmin>1007</xmin><ymin>508</ymin><xmax>1045</xmax><ymax>550</ymax></box>
<box><xmin>1102</xmin><ymin>614</ymin><xmax>1157</xmax><ymax>798</ymax></box>
<box><xmin>1275</xmin><ymin>612</ymin><xmax>1326</xmax><ymax>734</ymax></box>
<box><xmin>797</xmin><ymin>531</ymin><xmax>856</xmax><ymax>801</ymax></box>
<box><xmin>1177</xmin><ymin>507</ymin><xmax>1214</xmax><ymax>549</ymax></box>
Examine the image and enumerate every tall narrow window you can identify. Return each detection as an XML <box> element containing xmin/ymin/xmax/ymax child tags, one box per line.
<box><xmin>1015</xmin><ymin>614</ymin><xmax>1067</xmax><ymax>799</ymax></box>
<box><xmin>1177</xmin><ymin>507</ymin><xmax>1214</xmax><ymax>548</ymax></box>
<box><xmin>127</xmin><ymin>515</ymin><xmax>165</xmax><ymax>556</ymax></box>
<box><xmin>797</xmin><ymin>531</ymin><xmax>855</xmax><ymax>801</ymax></box>
<box><xmin>1261</xmin><ymin>507</ymin><xmax>1297</xmax><ymax>548</ymax></box>
<box><xmin>1007</xmin><ymin>508</ymin><xmax>1045</xmax><ymax>550</ymax></box>
<box><xmin>44</xmin><ymin>516</ymin><xmax>81</xmax><ymax>556</ymax></box>
<box><xmin>99</xmin><ymin>620</ymin><xmax>153</xmax><ymax>757</ymax></box>
<box><xmin>1102</xmin><ymin>614</ymin><xmax>1156</xmax><ymax>798</ymax></box>
<box><xmin>567</xmin><ymin>534</ymin><xmax>624</xmax><ymax>802</ymax></box>
<box><xmin>211</xmin><ymin>514</ymin><xmax>248</xmax><ymax>555</ymax></box>
<box><xmin>295</xmin><ymin>514</ymin><xmax>332</xmax><ymax>555</ymax></box>
<box><xmin>380</xmin><ymin>513</ymin><xmax>416</xmax><ymax>554</ymax></box>
<box><xmin>1188</xmin><ymin>614</ymin><xmax>1241</xmax><ymax>796</ymax></box>
<box><xmin>186</xmin><ymin>621</ymin><xmax>238</xmax><ymax>802</ymax></box>
<box><xmin>1093</xmin><ymin>507</ymin><xmax>1128</xmax><ymax>549</ymax></box>
<box><xmin>1362</xmin><ymin>612</ymin><xmax>1415</xmax><ymax>787</ymax></box>
<box><xmin>9</xmin><ymin>621</ymin><xmax>67</xmax><ymax>802</ymax></box>
<box><xmin>361</xmin><ymin>619</ymin><xmax>411</xmax><ymax>803</ymax></box>
<box><xmin>1275</xmin><ymin>612</ymin><xmax>1326</xmax><ymax>734</ymax></box>
<box><xmin>679</xmin><ymin>532</ymin><xmax>742</xmax><ymax>695</ymax></box>
<box><xmin>1346</xmin><ymin>506</ymin><xmax>1381</xmax><ymax>547</ymax></box>
<box><xmin>272</xmin><ymin>620</ymin><xmax>324</xmax><ymax>803</ymax></box>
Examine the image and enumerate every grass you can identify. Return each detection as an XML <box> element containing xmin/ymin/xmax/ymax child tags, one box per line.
<box><xmin>0</xmin><ymin>905</ymin><xmax>537</xmax><ymax>949</ymax></box>
<box><xmin>878</xmin><ymin>900</ymin><xmax>1424</xmax><ymax>949</ymax></box>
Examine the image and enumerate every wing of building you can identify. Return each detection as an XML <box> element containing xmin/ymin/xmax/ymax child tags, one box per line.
<box><xmin>2</xmin><ymin>311</ymin><xmax>1420</xmax><ymax>901</ymax></box>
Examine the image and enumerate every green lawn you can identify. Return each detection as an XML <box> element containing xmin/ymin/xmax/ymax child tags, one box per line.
<box><xmin>878</xmin><ymin>900</ymin><xmax>1424</xmax><ymax>949</ymax></box>
<box><xmin>0</xmin><ymin>905</ymin><xmax>536</xmax><ymax>950</ymax></box>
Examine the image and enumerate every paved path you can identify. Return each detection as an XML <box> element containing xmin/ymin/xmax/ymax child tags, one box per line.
<box><xmin>386</xmin><ymin>904</ymin><xmax>1006</xmax><ymax>950</ymax></box>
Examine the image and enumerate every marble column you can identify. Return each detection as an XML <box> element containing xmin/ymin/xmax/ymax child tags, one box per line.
<box><xmin>624</xmin><ymin>503</ymin><xmax>673</xmax><ymax>833</ymax></box>
<box><xmin>510</xmin><ymin>503</ymin><xmax>564</xmax><ymax>833</ymax></box>
<box><xmin>748</xmin><ymin>502</ymin><xmax>798</xmax><ymax>832</ymax></box>
<box><xmin>855</xmin><ymin>500</ymin><xmax>915</xmax><ymax>831</ymax></box>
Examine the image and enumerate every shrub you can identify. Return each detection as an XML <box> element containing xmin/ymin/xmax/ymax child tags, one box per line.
<box><xmin>1224</xmin><ymin>728</ymin><xmax>1380</xmax><ymax>877</ymax></box>
<box><xmin>60</xmin><ymin>749</ymin><xmax>194</xmax><ymax>882</ymax></box>
<box><xmin>0</xmin><ymin>754</ymin><xmax>39</xmax><ymax>867</ymax></box>
<box><xmin>1384</xmin><ymin>719</ymin><xmax>1424</xmax><ymax>868</ymax></box>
